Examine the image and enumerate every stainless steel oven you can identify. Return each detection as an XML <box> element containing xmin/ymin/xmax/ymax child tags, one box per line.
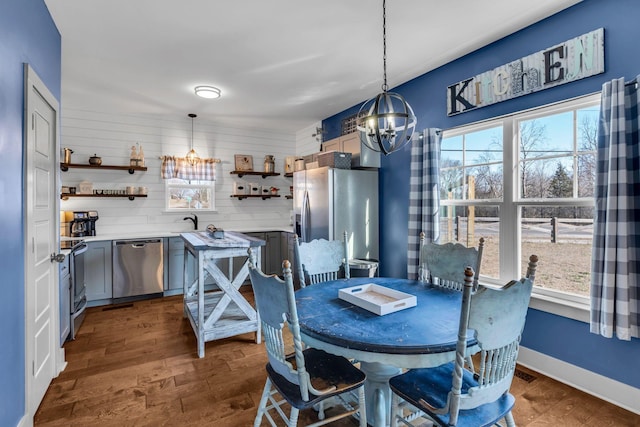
<box><xmin>68</xmin><ymin>241</ymin><xmax>88</xmax><ymax>339</ymax></box>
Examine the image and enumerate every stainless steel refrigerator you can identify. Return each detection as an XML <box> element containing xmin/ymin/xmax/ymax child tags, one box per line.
<box><xmin>293</xmin><ymin>166</ymin><xmax>379</xmax><ymax>260</ymax></box>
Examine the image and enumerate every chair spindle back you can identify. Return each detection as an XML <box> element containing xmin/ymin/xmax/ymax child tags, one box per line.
<box><xmin>294</xmin><ymin>230</ymin><xmax>350</xmax><ymax>288</ymax></box>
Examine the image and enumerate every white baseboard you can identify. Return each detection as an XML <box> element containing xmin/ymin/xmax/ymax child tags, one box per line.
<box><xmin>518</xmin><ymin>346</ymin><xmax>640</xmax><ymax>415</ymax></box>
<box><xmin>17</xmin><ymin>413</ymin><xmax>30</xmax><ymax>427</ymax></box>
<box><xmin>16</xmin><ymin>349</ymin><xmax>67</xmax><ymax>427</ymax></box>
<box><xmin>56</xmin><ymin>347</ymin><xmax>67</xmax><ymax>376</ymax></box>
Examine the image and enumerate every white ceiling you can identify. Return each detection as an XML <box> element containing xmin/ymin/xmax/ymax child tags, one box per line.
<box><xmin>44</xmin><ymin>0</ymin><xmax>582</xmax><ymax>133</ymax></box>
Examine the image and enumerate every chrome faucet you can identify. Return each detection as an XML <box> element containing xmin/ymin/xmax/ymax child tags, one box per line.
<box><xmin>183</xmin><ymin>213</ymin><xmax>198</xmax><ymax>230</ymax></box>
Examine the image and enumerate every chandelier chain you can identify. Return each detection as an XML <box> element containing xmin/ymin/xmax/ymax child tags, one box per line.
<box><xmin>382</xmin><ymin>0</ymin><xmax>388</xmax><ymax>92</ymax></box>
<box><xmin>186</xmin><ymin>113</ymin><xmax>199</xmax><ymax>165</ymax></box>
<box><xmin>189</xmin><ymin>113</ymin><xmax>196</xmax><ymax>150</ymax></box>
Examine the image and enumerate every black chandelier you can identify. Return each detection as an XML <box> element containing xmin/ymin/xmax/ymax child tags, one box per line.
<box><xmin>356</xmin><ymin>0</ymin><xmax>417</xmax><ymax>155</ymax></box>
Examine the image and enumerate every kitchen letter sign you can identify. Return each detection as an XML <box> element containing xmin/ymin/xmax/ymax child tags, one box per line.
<box><xmin>447</xmin><ymin>28</ymin><xmax>604</xmax><ymax>116</ymax></box>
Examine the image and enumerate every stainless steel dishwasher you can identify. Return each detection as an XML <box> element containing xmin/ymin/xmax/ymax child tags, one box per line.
<box><xmin>112</xmin><ymin>239</ymin><xmax>164</xmax><ymax>298</ymax></box>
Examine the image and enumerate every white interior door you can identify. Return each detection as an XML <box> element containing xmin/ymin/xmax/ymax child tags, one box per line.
<box><xmin>24</xmin><ymin>64</ymin><xmax>60</xmax><ymax>418</ymax></box>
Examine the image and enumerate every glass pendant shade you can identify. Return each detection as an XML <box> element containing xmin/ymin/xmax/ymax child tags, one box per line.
<box><xmin>357</xmin><ymin>91</ymin><xmax>416</xmax><ymax>155</ymax></box>
<box><xmin>185</xmin><ymin>148</ymin><xmax>199</xmax><ymax>165</ymax></box>
<box><xmin>186</xmin><ymin>113</ymin><xmax>199</xmax><ymax>165</ymax></box>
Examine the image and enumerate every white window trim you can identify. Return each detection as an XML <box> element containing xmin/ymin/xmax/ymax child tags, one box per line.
<box><xmin>164</xmin><ymin>179</ymin><xmax>217</xmax><ymax>212</ymax></box>
<box><xmin>480</xmin><ymin>275</ymin><xmax>590</xmax><ymax>322</ymax></box>
<box><xmin>442</xmin><ymin>93</ymin><xmax>600</xmax><ymax>322</ymax></box>
<box><xmin>530</xmin><ymin>290</ymin><xmax>590</xmax><ymax>323</ymax></box>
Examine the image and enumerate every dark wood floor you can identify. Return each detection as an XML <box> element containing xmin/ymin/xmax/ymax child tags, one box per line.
<box><xmin>35</xmin><ymin>290</ymin><xmax>639</xmax><ymax>426</ymax></box>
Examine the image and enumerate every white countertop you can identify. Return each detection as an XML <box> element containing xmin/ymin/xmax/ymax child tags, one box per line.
<box><xmin>67</xmin><ymin>225</ymin><xmax>295</xmax><ymax>243</ymax></box>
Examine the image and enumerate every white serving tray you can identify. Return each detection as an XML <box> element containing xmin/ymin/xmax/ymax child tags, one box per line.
<box><xmin>338</xmin><ymin>283</ymin><xmax>417</xmax><ymax>315</ymax></box>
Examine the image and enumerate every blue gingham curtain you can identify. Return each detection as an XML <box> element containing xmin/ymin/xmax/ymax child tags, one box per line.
<box><xmin>407</xmin><ymin>128</ymin><xmax>442</xmax><ymax>279</ymax></box>
<box><xmin>160</xmin><ymin>156</ymin><xmax>217</xmax><ymax>181</ymax></box>
<box><xmin>590</xmin><ymin>76</ymin><xmax>640</xmax><ymax>340</ymax></box>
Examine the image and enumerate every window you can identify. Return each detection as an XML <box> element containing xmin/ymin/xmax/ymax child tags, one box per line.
<box><xmin>165</xmin><ymin>178</ymin><xmax>216</xmax><ymax>211</ymax></box>
<box><xmin>440</xmin><ymin>94</ymin><xmax>599</xmax><ymax>300</ymax></box>
<box><xmin>441</xmin><ymin>124</ymin><xmax>504</xmax><ymax>280</ymax></box>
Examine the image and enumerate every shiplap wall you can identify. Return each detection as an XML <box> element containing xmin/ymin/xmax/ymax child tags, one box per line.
<box><xmin>59</xmin><ymin>108</ymin><xmax>321</xmax><ymax>235</ymax></box>
<box><xmin>296</xmin><ymin>122</ymin><xmax>324</xmax><ymax>156</ymax></box>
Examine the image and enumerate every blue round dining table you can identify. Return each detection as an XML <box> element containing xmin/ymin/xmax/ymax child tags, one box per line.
<box><xmin>295</xmin><ymin>277</ymin><xmax>478</xmax><ymax>427</ymax></box>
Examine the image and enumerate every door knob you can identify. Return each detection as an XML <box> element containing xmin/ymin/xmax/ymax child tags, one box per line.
<box><xmin>51</xmin><ymin>253</ymin><xmax>66</xmax><ymax>263</ymax></box>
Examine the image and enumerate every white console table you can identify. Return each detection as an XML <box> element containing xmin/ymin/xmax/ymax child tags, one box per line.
<box><xmin>180</xmin><ymin>231</ymin><xmax>265</xmax><ymax>358</ymax></box>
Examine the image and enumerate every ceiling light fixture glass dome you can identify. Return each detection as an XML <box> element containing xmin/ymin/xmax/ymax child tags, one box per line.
<box><xmin>194</xmin><ymin>85</ymin><xmax>221</xmax><ymax>99</ymax></box>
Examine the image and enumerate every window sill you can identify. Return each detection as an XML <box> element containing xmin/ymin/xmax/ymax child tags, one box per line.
<box><xmin>480</xmin><ymin>279</ymin><xmax>590</xmax><ymax>323</ymax></box>
<box><xmin>162</xmin><ymin>209</ymin><xmax>218</xmax><ymax>213</ymax></box>
<box><xmin>529</xmin><ymin>292</ymin><xmax>589</xmax><ymax>323</ymax></box>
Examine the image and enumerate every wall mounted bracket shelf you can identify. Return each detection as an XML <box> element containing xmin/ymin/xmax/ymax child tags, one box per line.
<box><xmin>231</xmin><ymin>194</ymin><xmax>282</xmax><ymax>200</ymax></box>
<box><xmin>230</xmin><ymin>171</ymin><xmax>280</xmax><ymax>179</ymax></box>
<box><xmin>60</xmin><ymin>163</ymin><xmax>147</xmax><ymax>174</ymax></box>
<box><xmin>61</xmin><ymin>193</ymin><xmax>147</xmax><ymax>201</ymax></box>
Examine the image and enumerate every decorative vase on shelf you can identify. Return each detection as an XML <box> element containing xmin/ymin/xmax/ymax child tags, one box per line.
<box><xmin>264</xmin><ymin>155</ymin><xmax>275</xmax><ymax>173</ymax></box>
<box><xmin>130</xmin><ymin>145</ymin><xmax>138</xmax><ymax>166</ymax></box>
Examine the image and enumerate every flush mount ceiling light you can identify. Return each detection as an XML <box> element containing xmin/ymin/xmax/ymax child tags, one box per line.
<box><xmin>194</xmin><ymin>85</ymin><xmax>221</xmax><ymax>99</ymax></box>
<box><xmin>356</xmin><ymin>0</ymin><xmax>417</xmax><ymax>155</ymax></box>
<box><xmin>185</xmin><ymin>113</ymin><xmax>200</xmax><ymax>165</ymax></box>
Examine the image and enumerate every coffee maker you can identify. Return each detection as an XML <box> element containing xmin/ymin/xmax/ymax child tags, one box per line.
<box><xmin>87</xmin><ymin>211</ymin><xmax>99</xmax><ymax>236</ymax></box>
<box><xmin>69</xmin><ymin>211</ymin><xmax>98</xmax><ymax>237</ymax></box>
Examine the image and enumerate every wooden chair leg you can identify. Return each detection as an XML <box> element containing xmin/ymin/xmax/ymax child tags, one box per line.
<box><xmin>316</xmin><ymin>401</ymin><xmax>326</xmax><ymax>420</ymax></box>
<box><xmin>357</xmin><ymin>386</ymin><xmax>367</xmax><ymax>427</ymax></box>
<box><xmin>254</xmin><ymin>378</ymin><xmax>271</xmax><ymax>427</ymax></box>
<box><xmin>390</xmin><ymin>393</ymin><xmax>400</xmax><ymax>427</ymax></box>
<box><xmin>504</xmin><ymin>411</ymin><xmax>516</xmax><ymax>427</ymax></box>
<box><xmin>288</xmin><ymin>407</ymin><xmax>299</xmax><ymax>427</ymax></box>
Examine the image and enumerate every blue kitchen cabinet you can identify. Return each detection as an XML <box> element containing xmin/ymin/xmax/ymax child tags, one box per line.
<box><xmin>85</xmin><ymin>240</ymin><xmax>113</xmax><ymax>304</ymax></box>
<box><xmin>244</xmin><ymin>231</ymin><xmax>282</xmax><ymax>276</ymax></box>
<box><xmin>166</xmin><ymin>236</ymin><xmax>196</xmax><ymax>295</ymax></box>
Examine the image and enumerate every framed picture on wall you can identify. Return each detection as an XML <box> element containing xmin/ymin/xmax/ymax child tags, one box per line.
<box><xmin>234</xmin><ymin>154</ymin><xmax>254</xmax><ymax>171</ymax></box>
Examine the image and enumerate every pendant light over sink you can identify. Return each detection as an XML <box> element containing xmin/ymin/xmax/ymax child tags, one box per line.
<box><xmin>356</xmin><ymin>0</ymin><xmax>417</xmax><ymax>155</ymax></box>
<box><xmin>185</xmin><ymin>113</ymin><xmax>199</xmax><ymax>165</ymax></box>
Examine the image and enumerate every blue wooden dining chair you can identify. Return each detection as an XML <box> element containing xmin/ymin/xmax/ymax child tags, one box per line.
<box><xmin>419</xmin><ymin>233</ymin><xmax>485</xmax><ymax>372</ymax></box>
<box><xmin>294</xmin><ymin>230</ymin><xmax>350</xmax><ymax>288</ymax></box>
<box><xmin>249</xmin><ymin>258</ymin><xmax>367</xmax><ymax>427</ymax></box>
<box><xmin>419</xmin><ymin>232</ymin><xmax>485</xmax><ymax>292</ymax></box>
<box><xmin>389</xmin><ymin>255</ymin><xmax>538</xmax><ymax>427</ymax></box>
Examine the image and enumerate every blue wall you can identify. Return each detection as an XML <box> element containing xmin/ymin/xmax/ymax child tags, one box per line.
<box><xmin>0</xmin><ymin>0</ymin><xmax>60</xmax><ymax>425</ymax></box>
<box><xmin>324</xmin><ymin>0</ymin><xmax>640</xmax><ymax>390</ymax></box>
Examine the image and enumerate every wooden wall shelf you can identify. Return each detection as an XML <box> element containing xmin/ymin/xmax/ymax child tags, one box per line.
<box><xmin>231</xmin><ymin>194</ymin><xmax>282</xmax><ymax>200</ymax></box>
<box><xmin>60</xmin><ymin>163</ymin><xmax>147</xmax><ymax>174</ymax></box>
<box><xmin>61</xmin><ymin>193</ymin><xmax>147</xmax><ymax>201</ymax></box>
<box><xmin>230</xmin><ymin>171</ymin><xmax>280</xmax><ymax>179</ymax></box>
